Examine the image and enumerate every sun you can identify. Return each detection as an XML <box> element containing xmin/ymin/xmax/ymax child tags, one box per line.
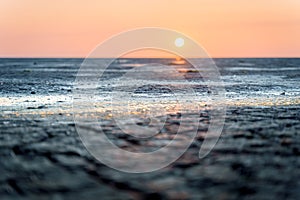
<box><xmin>175</xmin><ymin>37</ymin><xmax>184</xmax><ymax>47</ymax></box>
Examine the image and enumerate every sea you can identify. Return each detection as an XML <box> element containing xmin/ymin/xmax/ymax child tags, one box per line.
<box><xmin>0</xmin><ymin>58</ymin><xmax>300</xmax><ymax>116</ymax></box>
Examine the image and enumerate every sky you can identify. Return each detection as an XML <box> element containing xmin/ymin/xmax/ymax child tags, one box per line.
<box><xmin>0</xmin><ymin>0</ymin><xmax>299</xmax><ymax>58</ymax></box>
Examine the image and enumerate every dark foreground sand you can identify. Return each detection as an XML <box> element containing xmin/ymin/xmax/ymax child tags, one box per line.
<box><xmin>0</xmin><ymin>105</ymin><xmax>299</xmax><ymax>200</ymax></box>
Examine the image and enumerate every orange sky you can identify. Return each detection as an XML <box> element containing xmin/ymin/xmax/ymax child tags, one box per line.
<box><xmin>0</xmin><ymin>0</ymin><xmax>299</xmax><ymax>58</ymax></box>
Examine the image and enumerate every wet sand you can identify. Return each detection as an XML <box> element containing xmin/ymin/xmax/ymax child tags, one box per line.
<box><xmin>0</xmin><ymin>58</ymin><xmax>300</xmax><ymax>199</ymax></box>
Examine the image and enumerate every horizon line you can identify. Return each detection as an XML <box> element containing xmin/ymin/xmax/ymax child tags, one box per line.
<box><xmin>0</xmin><ymin>57</ymin><xmax>299</xmax><ymax>59</ymax></box>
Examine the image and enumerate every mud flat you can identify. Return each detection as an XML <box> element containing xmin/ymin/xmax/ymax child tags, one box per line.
<box><xmin>0</xmin><ymin>58</ymin><xmax>300</xmax><ymax>199</ymax></box>
<box><xmin>0</xmin><ymin>105</ymin><xmax>299</xmax><ymax>199</ymax></box>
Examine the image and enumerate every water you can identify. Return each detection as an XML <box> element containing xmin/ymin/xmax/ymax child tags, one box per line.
<box><xmin>1</xmin><ymin>58</ymin><xmax>300</xmax><ymax>115</ymax></box>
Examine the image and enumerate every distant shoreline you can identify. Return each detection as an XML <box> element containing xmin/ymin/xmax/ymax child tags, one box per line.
<box><xmin>0</xmin><ymin>57</ymin><xmax>300</xmax><ymax>60</ymax></box>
